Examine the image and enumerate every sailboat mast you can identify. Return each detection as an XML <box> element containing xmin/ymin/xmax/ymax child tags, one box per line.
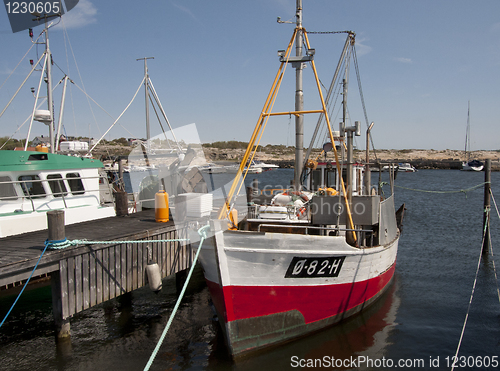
<box><xmin>465</xmin><ymin>101</ymin><xmax>470</xmax><ymax>162</ymax></box>
<box><xmin>294</xmin><ymin>0</ymin><xmax>304</xmax><ymax>190</ymax></box>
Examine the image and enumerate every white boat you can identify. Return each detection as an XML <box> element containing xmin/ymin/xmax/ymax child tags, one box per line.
<box><xmin>0</xmin><ymin>15</ymin><xmax>117</xmax><ymax>238</ymax></box>
<box><xmin>0</xmin><ymin>150</ymin><xmax>115</xmax><ymax>238</ymax></box>
<box><xmin>199</xmin><ymin>163</ymin><xmax>227</xmax><ymax>174</ymax></box>
<box><xmin>461</xmin><ymin>102</ymin><xmax>483</xmax><ymax>171</ymax></box>
<box><xmin>195</xmin><ymin>1</ymin><xmax>404</xmax><ymax>358</ymax></box>
<box><xmin>397</xmin><ymin>163</ymin><xmax>417</xmax><ymax>172</ymax></box>
<box><xmin>251</xmin><ymin>160</ymin><xmax>279</xmax><ymax>171</ymax></box>
<box><xmin>224</xmin><ymin>164</ymin><xmax>263</xmax><ymax>174</ymax></box>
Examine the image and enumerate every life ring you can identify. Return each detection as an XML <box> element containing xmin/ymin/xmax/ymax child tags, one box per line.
<box><xmin>296</xmin><ymin>206</ymin><xmax>307</xmax><ymax>219</ymax></box>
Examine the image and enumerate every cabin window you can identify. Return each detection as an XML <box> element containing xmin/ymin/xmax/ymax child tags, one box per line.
<box><xmin>66</xmin><ymin>173</ymin><xmax>85</xmax><ymax>195</ymax></box>
<box><xmin>0</xmin><ymin>176</ymin><xmax>18</xmax><ymax>201</ymax></box>
<box><xmin>326</xmin><ymin>169</ymin><xmax>337</xmax><ymax>189</ymax></box>
<box><xmin>310</xmin><ymin>169</ymin><xmax>322</xmax><ymax>191</ymax></box>
<box><xmin>18</xmin><ymin>175</ymin><xmax>46</xmax><ymax>199</ymax></box>
<box><xmin>47</xmin><ymin>174</ymin><xmax>68</xmax><ymax>197</ymax></box>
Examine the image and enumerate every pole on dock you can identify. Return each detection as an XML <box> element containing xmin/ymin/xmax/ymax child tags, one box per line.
<box><xmin>47</xmin><ymin>210</ymin><xmax>71</xmax><ymax>341</ymax></box>
<box><xmin>482</xmin><ymin>159</ymin><xmax>491</xmax><ymax>254</ymax></box>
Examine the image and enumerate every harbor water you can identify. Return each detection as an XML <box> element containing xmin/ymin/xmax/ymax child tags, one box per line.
<box><xmin>1</xmin><ymin>169</ymin><xmax>499</xmax><ymax>370</ymax></box>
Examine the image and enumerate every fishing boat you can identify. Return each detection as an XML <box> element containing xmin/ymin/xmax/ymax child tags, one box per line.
<box><xmin>195</xmin><ymin>1</ymin><xmax>404</xmax><ymax>357</ymax></box>
<box><xmin>461</xmin><ymin>102</ymin><xmax>483</xmax><ymax>171</ymax></box>
<box><xmin>0</xmin><ymin>14</ymin><xmax>116</xmax><ymax>238</ymax></box>
<box><xmin>0</xmin><ymin>150</ymin><xmax>115</xmax><ymax>238</ymax></box>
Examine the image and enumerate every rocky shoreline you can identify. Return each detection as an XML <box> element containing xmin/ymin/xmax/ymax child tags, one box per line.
<box><xmin>202</xmin><ymin>148</ymin><xmax>500</xmax><ymax>171</ymax></box>
<box><xmin>94</xmin><ymin>145</ymin><xmax>500</xmax><ymax>170</ymax></box>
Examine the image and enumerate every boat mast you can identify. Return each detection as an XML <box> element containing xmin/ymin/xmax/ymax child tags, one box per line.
<box><xmin>44</xmin><ymin>17</ymin><xmax>55</xmax><ymax>153</ymax></box>
<box><xmin>294</xmin><ymin>0</ymin><xmax>304</xmax><ymax>190</ymax></box>
<box><xmin>464</xmin><ymin>100</ymin><xmax>470</xmax><ymax>162</ymax></box>
<box><xmin>137</xmin><ymin>57</ymin><xmax>154</xmax><ymax>149</ymax></box>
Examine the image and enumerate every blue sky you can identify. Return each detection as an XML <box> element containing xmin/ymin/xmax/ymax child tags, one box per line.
<box><xmin>1</xmin><ymin>0</ymin><xmax>499</xmax><ymax>150</ymax></box>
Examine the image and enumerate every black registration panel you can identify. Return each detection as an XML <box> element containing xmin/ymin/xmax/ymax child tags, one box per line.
<box><xmin>285</xmin><ymin>256</ymin><xmax>346</xmax><ymax>278</ymax></box>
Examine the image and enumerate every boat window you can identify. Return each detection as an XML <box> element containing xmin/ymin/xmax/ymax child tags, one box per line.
<box><xmin>66</xmin><ymin>173</ymin><xmax>85</xmax><ymax>195</ymax></box>
<box><xmin>326</xmin><ymin>169</ymin><xmax>336</xmax><ymax>189</ymax></box>
<box><xmin>310</xmin><ymin>169</ymin><xmax>322</xmax><ymax>191</ymax></box>
<box><xmin>0</xmin><ymin>176</ymin><xmax>18</xmax><ymax>201</ymax></box>
<box><xmin>18</xmin><ymin>175</ymin><xmax>46</xmax><ymax>198</ymax></box>
<box><xmin>47</xmin><ymin>174</ymin><xmax>68</xmax><ymax>197</ymax></box>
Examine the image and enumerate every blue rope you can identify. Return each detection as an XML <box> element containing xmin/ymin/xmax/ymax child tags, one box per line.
<box><xmin>44</xmin><ymin>238</ymin><xmax>70</xmax><ymax>250</ymax></box>
<box><xmin>0</xmin><ymin>242</ymin><xmax>50</xmax><ymax>329</ymax></box>
<box><xmin>143</xmin><ymin>224</ymin><xmax>210</xmax><ymax>371</ymax></box>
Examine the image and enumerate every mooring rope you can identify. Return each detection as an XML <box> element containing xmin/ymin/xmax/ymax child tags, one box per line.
<box><xmin>143</xmin><ymin>224</ymin><xmax>210</xmax><ymax>371</ymax></box>
<box><xmin>1</xmin><ymin>236</ymin><xmax>193</xmax><ymax>329</ymax></box>
<box><xmin>45</xmin><ymin>238</ymin><xmax>190</xmax><ymax>250</ymax></box>
<box><xmin>380</xmin><ymin>181</ymin><xmax>489</xmax><ymax>197</ymax></box>
<box><xmin>0</xmin><ymin>240</ymin><xmax>51</xmax><ymax>329</ymax></box>
<box><xmin>451</xmin><ymin>208</ymin><xmax>489</xmax><ymax>371</ymax></box>
<box><xmin>487</xmin><ymin>189</ymin><xmax>500</xmax><ymax>304</ymax></box>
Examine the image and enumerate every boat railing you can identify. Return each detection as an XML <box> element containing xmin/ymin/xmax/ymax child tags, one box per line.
<box><xmin>256</xmin><ymin>223</ymin><xmax>375</xmax><ymax>246</ymax></box>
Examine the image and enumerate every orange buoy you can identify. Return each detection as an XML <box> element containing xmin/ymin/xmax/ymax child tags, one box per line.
<box><xmin>155</xmin><ymin>189</ymin><xmax>169</xmax><ymax>222</ymax></box>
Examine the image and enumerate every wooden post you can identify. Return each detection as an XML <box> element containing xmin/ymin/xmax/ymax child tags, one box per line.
<box><xmin>47</xmin><ymin>210</ymin><xmax>71</xmax><ymax>341</ymax></box>
<box><xmin>115</xmin><ymin>191</ymin><xmax>129</xmax><ymax>216</ymax></box>
<box><xmin>47</xmin><ymin>209</ymin><xmax>65</xmax><ymax>242</ymax></box>
<box><xmin>482</xmin><ymin>159</ymin><xmax>491</xmax><ymax>254</ymax></box>
<box><xmin>118</xmin><ymin>158</ymin><xmax>124</xmax><ymax>191</ymax></box>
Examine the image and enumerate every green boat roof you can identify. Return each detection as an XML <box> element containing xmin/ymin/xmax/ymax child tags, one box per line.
<box><xmin>0</xmin><ymin>150</ymin><xmax>104</xmax><ymax>172</ymax></box>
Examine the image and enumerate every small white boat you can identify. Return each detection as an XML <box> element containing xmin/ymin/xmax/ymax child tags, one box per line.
<box><xmin>397</xmin><ymin>163</ymin><xmax>417</xmax><ymax>172</ymax></box>
<box><xmin>224</xmin><ymin>164</ymin><xmax>263</xmax><ymax>174</ymax></box>
<box><xmin>200</xmin><ymin>163</ymin><xmax>226</xmax><ymax>174</ymax></box>
<box><xmin>251</xmin><ymin>160</ymin><xmax>279</xmax><ymax>171</ymax></box>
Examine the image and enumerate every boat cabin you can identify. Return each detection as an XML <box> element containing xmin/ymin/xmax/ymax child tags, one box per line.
<box><xmin>0</xmin><ymin>151</ymin><xmax>115</xmax><ymax>237</ymax></box>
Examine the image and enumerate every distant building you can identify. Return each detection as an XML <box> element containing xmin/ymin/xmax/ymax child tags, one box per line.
<box><xmin>31</xmin><ymin>136</ymin><xmax>50</xmax><ymax>146</ymax></box>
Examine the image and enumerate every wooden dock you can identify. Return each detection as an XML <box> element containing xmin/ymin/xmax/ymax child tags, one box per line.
<box><xmin>0</xmin><ymin>209</ymin><xmax>192</xmax><ymax>339</ymax></box>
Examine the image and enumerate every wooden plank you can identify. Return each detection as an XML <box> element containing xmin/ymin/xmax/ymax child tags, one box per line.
<box><xmin>67</xmin><ymin>257</ymin><xmax>75</xmax><ymax>317</ymax></box>
<box><xmin>109</xmin><ymin>245</ymin><xmax>116</xmax><ymax>299</ymax></box>
<box><xmin>142</xmin><ymin>241</ymin><xmax>149</xmax><ymax>286</ymax></box>
<box><xmin>75</xmin><ymin>255</ymin><xmax>82</xmax><ymax>313</ymax></box>
<box><xmin>102</xmin><ymin>248</ymin><xmax>109</xmax><ymax>301</ymax></box>
<box><xmin>95</xmin><ymin>249</ymin><xmax>103</xmax><ymax>305</ymax></box>
<box><xmin>138</xmin><ymin>241</ymin><xmax>143</xmax><ymax>287</ymax></box>
<box><xmin>60</xmin><ymin>259</ymin><xmax>69</xmax><ymax>319</ymax></box>
<box><xmin>126</xmin><ymin>243</ymin><xmax>133</xmax><ymax>292</ymax></box>
<box><xmin>89</xmin><ymin>250</ymin><xmax>96</xmax><ymax>307</ymax></box>
<box><xmin>121</xmin><ymin>244</ymin><xmax>127</xmax><ymax>295</ymax></box>
<box><xmin>132</xmin><ymin>241</ymin><xmax>138</xmax><ymax>290</ymax></box>
<box><xmin>82</xmin><ymin>253</ymin><xmax>90</xmax><ymax>310</ymax></box>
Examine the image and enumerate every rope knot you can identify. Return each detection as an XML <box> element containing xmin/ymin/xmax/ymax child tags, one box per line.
<box><xmin>44</xmin><ymin>238</ymin><xmax>70</xmax><ymax>250</ymax></box>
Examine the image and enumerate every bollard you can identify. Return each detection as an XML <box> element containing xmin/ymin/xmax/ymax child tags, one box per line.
<box><xmin>114</xmin><ymin>191</ymin><xmax>128</xmax><ymax>216</ymax></box>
